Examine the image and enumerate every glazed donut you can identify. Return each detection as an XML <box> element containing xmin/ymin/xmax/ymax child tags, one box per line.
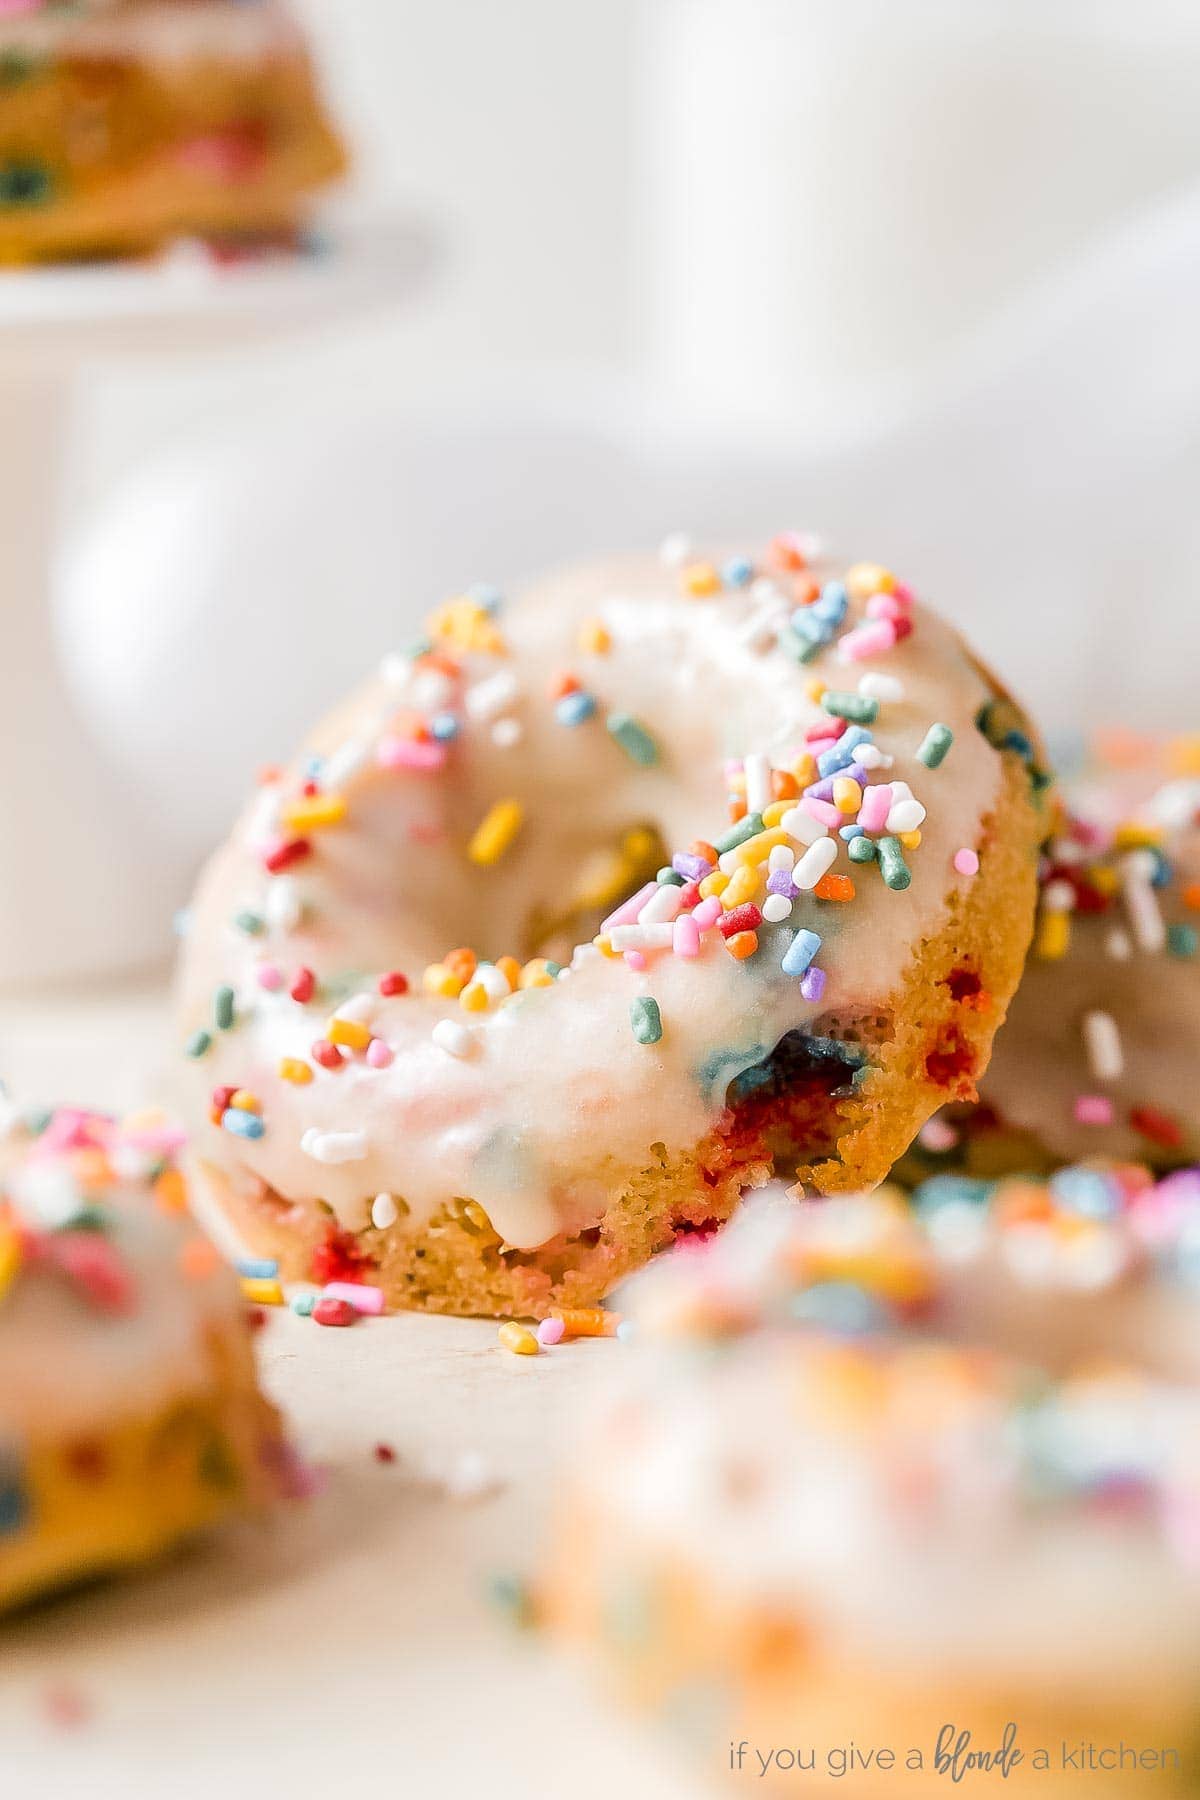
<box><xmin>178</xmin><ymin>537</ymin><xmax>1048</xmax><ymax>1318</ymax></box>
<box><xmin>0</xmin><ymin>0</ymin><xmax>345</xmax><ymax>265</ymax></box>
<box><xmin>903</xmin><ymin>737</ymin><xmax>1200</xmax><ymax>1183</ymax></box>
<box><xmin>0</xmin><ymin>1101</ymin><xmax>290</xmax><ymax>1613</ymax></box>
<box><xmin>541</xmin><ymin>1186</ymin><xmax>1200</xmax><ymax>1796</ymax></box>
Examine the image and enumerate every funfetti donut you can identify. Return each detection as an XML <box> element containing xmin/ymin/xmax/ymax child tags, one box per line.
<box><xmin>540</xmin><ymin>1189</ymin><xmax>1200</xmax><ymax>1797</ymax></box>
<box><xmin>0</xmin><ymin>1102</ymin><xmax>291</xmax><ymax>1613</ymax></box>
<box><xmin>177</xmin><ymin>536</ymin><xmax>1050</xmax><ymax>1319</ymax></box>
<box><xmin>902</xmin><ymin>737</ymin><xmax>1200</xmax><ymax>1183</ymax></box>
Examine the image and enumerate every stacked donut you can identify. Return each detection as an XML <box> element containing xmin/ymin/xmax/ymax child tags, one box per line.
<box><xmin>0</xmin><ymin>0</ymin><xmax>345</xmax><ymax>263</ymax></box>
<box><xmin>177</xmin><ymin>539</ymin><xmax>1049</xmax><ymax>1318</ymax></box>
<box><xmin>541</xmin><ymin>1176</ymin><xmax>1200</xmax><ymax>1795</ymax></box>
<box><xmin>0</xmin><ymin>1101</ymin><xmax>290</xmax><ymax>1612</ymax></box>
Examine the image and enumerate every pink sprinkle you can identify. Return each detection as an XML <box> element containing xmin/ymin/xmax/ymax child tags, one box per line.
<box><xmin>858</xmin><ymin>783</ymin><xmax>893</xmax><ymax>834</ymax></box>
<box><xmin>806</xmin><ymin>716</ymin><xmax>846</xmax><ymax>743</ymax></box>
<box><xmin>256</xmin><ymin>962</ymin><xmax>285</xmax><ymax>991</ymax></box>
<box><xmin>377</xmin><ymin>735</ymin><xmax>447</xmax><ymax>773</ymax></box>
<box><xmin>953</xmin><ymin>848</ymin><xmax>980</xmax><ymax>876</ymax></box>
<box><xmin>624</xmin><ymin>950</ymin><xmax>648</xmax><ymax>971</ymax></box>
<box><xmin>866</xmin><ymin>593</ymin><xmax>906</xmax><ymax>621</ymax></box>
<box><xmin>801</xmin><ymin>797</ymin><xmax>842</xmax><ymax>829</ymax></box>
<box><xmin>673</xmin><ymin>914</ymin><xmax>701</xmax><ymax>958</ymax></box>
<box><xmin>805</xmin><ymin>737</ymin><xmax>841</xmax><ymax>762</ymax></box>
<box><xmin>891</xmin><ymin>582</ymin><xmax>915</xmax><ymax>608</ymax></box>
<box><xmin>536</xmin><ymin>1317</ymin><xmax>566</xmax><ymax>1346</ymax></box>
<box><xmin>1075</xmin><ymin>1095</ymin><xmax>1115</xmax><ymax>1126</ymax></box>
<box><xmin>839</xmin><ymin>620</ymin><xmax>897</xmax><ymax>662</ymax></box>
<box><xmin>322</xmin><ymin>1281</ymin><xmax>385</xmax><ymax>1316</ymax></box>
<box><xmin>366</xmin><ymin>1039</ymin><xmax>394</xmax><ymax>1069</ymax></box>
<box><xmin>691</xmin><ymin>897</ymin><xmax>723</xmax><ymax>930</ymax></box>
<box><xmin>602</xmin><ymin>881</ymin><xmax>657</xmax><ymax>933</ymax></box>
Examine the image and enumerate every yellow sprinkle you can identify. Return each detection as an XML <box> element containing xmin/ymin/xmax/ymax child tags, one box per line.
<box><xmin>591</xmin><ymin>936</ymin><xmax>618</xmax><ymax>961</ymax></box>
<box><xmin>498</xmin><ymin>1320</ymin><xmax>539</xmax><ymax>1356</ymax></box>
<box><xmin>424</xmin><ymin>963</ymin><xmax>464</xmax><ymax>998</ymax></box>
<box><xmin>460</xmin><ymin>980</ymin><xmax>490</xmax><ymax>1012</ymax></box>
<box><xmin>279</xmin><ymin>1057</ymin><xmax>314</xmax><ymax>1085</ymax></box>
<box><xmin>722</xmin><ymin>865</ymin><xmax>760</xmax><ymax>909</ymax></box>
<box><xmin>833</xmin><ymin>777</ymin><xmax>862</xmax><ymax>815</ymax></box>
<box><xmin>578</xmin><ymin>618</ymin><xmax>611</xmax><ymax>654</ymax></box>
<box><xmin>1113</xmin><ymin>823</ymin><xmax>1162</xmax><ymax>851</ymax></box>
<box><xmin>791</xmin><ymin>753</ymin><xmax>817</xmax><ymax>787</ymax></box>
<box><xmin>681</xmin><ymin>561</ymin><xmax>720</xmax><ymax>597</ymax></box>
<box><xmin>1036</xmin><ymin>911</ymin><xmax>1071</xmax><ymax>960</ymax></box>
<box><xmin>1092</xmin><ymin>866</ymin><xmax>1118</xmax><ymax>896</ymax></box>
<box><xmin>725</xmin><ymin>827</ymin><xmax>790</xmax><ymax>870</ymax></box>
<box><xmin>327</xmin><ymin>1016</ymin><xmax>372</xmax><ymax>1051</ymax></box>
<box><xmin>762</xmin><ymin>801</ymin><xmax>789</xmax><ymax>827</ymax></box>
<box><xmin>0</xmin><ymin>1228</ymin><xmax>22</xmax><ymax>1301</ymax></box>
<box><xmin>1168</xmin><ymin>734</ymin><xmax>1200</xmax><ymax>775</ymax></box>
<box><xmin>281</xmin><ymin>793</ymin><xmax>348</xmax><ymax>832</ymax></box>
<box><xmin>229</xmin><ymin>1089</ymin><xmax>261</xmax><ymax>1114</ymax></box>
<box><xmin>427</xmin><ymin>597</ymin><xmax>508</xmax><ymax>655</ymax></box>
<box><xmin>845</xmin><ymin>561</ymin><xmax>896</xmax><ymax>599</ymax></box>
<box><xmin>468</xmin><ymin>798</ymin><xmax>524</xmax><ymax>866</ymax></box>
<box><xmin>241</xmin><ymin>1276</ymin><xmax>285</xmax><ymax>1306</ymax></box>
<box><xmin>522</xmin><ymin>956</ymin><xmax>560</xmax><ymax>984</ymax></box>
<box><xmin>726</xmin><ymin>771</ymin><xmax>747</xmax><ymax>796</ymax></box>
<box><xmin>804</xmin><ymin>678</ymin><xmax>826</xmax><ymax>703</ymax></box>
<box><xmin>899</xmin><ymin>829</ymin><xmax>922</xmax><ymax>849</ymax></box>
<box><xmin>153</xmin><ymin>1166</ymin><xmax>189</xmax><ymax>1215</ymax></box>
<box><xmin>698</xmin><ymin>870</ymin><xmax>730</xmax><ymax>900</ymax></box>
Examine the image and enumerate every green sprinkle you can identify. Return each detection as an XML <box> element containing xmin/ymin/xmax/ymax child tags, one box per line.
<box><xmin>848</xmin><ymin>836</ymin><xmax>878</xmax><ymax>864</ymax></box>
<box><xmin>656</xmin><ymin>866</ymin><xmax>685</xmax><ymax>886</ymax></box>
<box><xmin>487</xmin><ymin>1572</ymin><xmax>535</xmax><ymax>1630</ymax></box>
<box><xmin>716</xmin><ymin>812</ymin><xmax>764</xmax><ymax>855</ymax></box>
<box><xmin>1168</xmin><ymin>922</ymin><xmax>1198</xmax><ymax>959</ymax></box>
<box><xmin>630</xmin><ymin>996</ymin><xmax>663</xmax><ymax>1045</ymax></box>
<box><xmin>821</xmin><ymin>690</ymin><xmax>878</xmax><ymax>725</ymax></box>
<box><xmin>185</xmin><ymin>1028</ymin><xmax>213</xmax><ymax>1059</ymax></box>
<box><xmin>213</xmin><ymin>984</ymin><xmax>236</xmax><ymax>1031</ymax></box>
<box><xmin>22</xmin><ymin>1106</ymin><xmax>53</xmax><ymax>1137</ymax></box>
<box><xmin>606</xmin><ymin>711</ymin><xmax>660</xmax><ymax>767</ymax></box>
<box><xmin>0</xmin><ymin>159</ymin><xmax>52</xmax><ymax>207</ymax></box>
<box><xmin>917</xmin><ymin>723</ymin><xmax>954</xmax><ymax>768</ymax></box>
<box><xmin>544</xmin><ymin>960</ymin><xmax>563</xmax><ymax>978</ymax></box>
<box><xmin>233</xmin><ymin>910</ymin><xmax>265</xmax><ymax>936</ymax></box>
<box><xmin>877</xmin><ymin>836</ymin><xmax>911</xmax><ymax>891</ymax></box>
<box><xmin>290</xmin><ymin>1292</ymin><xmax>317</xmax><ymax>1317</ymax></box>
<box><xmin>776</xmin><ymin>625</ymin><xmax>821</xmax><ymax>664</ymax></box>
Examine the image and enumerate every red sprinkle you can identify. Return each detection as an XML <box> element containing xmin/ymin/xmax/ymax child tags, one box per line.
<box><xmin>374</xmin><ymin>1443</ymin><xmax>397</xmax><ymax>1463</ymax></box>
<box><xmin>310</xmin><ymin>1229</ymin><xmax>373</xmax><ymax>1287</ymax></box>
<box><xmin>1130</xmin><ymin>1106</ymin><xmax>1184</xmax><ymax>1149</ymax></box>
<box><xmin>378</xmin><ymin>971</ymin><xmax>409</xmax><ymax>997</ymax></box>
<box><xmin>211</xmin><ymin>1084</ymin><xmax>237</xmax><ymax>1114</ymax></box>
<box><xmin>313</xmin><ymin>1297</ymin><xmax>357</xmax><ymax>1328</ymax></box>
<box><xmin>51</xmin><ymin>1235</ymin><xmax>136</xmax><ymax>1316</ymax></box>
<box><xmin>719</xmin><ymin>903</ymin><xmax>763</xmax><ymax>938</ymax></box>
<box><xmin>290</xmin><ymin>966</ymin><xmax>316</xmax><ymax>1004</ymax></box>
<box><xmin>264</xmin><ymin>837</ymin><xmax>311</xmax><ymax>874</ymax></box>
<box><xmin>311</xmin><ymin>1040</ymin><xmax>345</xmax><ymax>1071</ymax></box>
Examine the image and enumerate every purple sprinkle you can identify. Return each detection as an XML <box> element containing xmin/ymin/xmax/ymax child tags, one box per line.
<box><xmin>766</xmin><ymin>870</ymin><xmax>797</xmax><ymax>898</ymax></box>
<box><xmin>672</xmin><ymin>851</ymin><xmax>713</xmax><ymax>882</ymax></box>
<box><xmin>800</xmin><ymin>965</ymin><xmax>827</xmax><ymax>1003</ymax></box>
<box><xmin>806</xmin><ymin>776</ymin><xmax>836</xmax><ymax>802</ymax></box>
<box><xmin>845</xmin><ymin>763</ymin><xmax>868</xmax><ymax>785</ymax></box>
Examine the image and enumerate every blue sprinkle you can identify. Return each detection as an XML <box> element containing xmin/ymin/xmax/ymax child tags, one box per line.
<box><xmin>556</xmin><ymin>689</ymin><xmax>597</xmax><ymax>727</ymax></box>
<box><xmin>616</xmin><ymin>1320</ymin><xmax>636</xmax><ymax>1343</ymax></box>
<box><xmin>791</xmin><ymin>1281</ymin><xmax>883</xmax><ymax>1334</ymax></box>
<box><xmin>812</xmin><ymin>580</ymin><xmax>848</xmax><ymax>625</ymax></box>
<box><xmin>236</xmin><ymin>1256</ymin><xmax>279</xmax><ymax>1280</ymax></box>
<box><xmin>0</xmin><ymin>1467</ymin><xmax>28</xmax><ymax>1537</ymax></box>
<box><xmin>222</xmin><ymin>1108</ymin><xmax>265</xmax><ymax>1141</ymax></box>
<box><xmin>290</xmin><ymin>1291</ymin><xmax>317</xmax><ymax>1317</ymax></box>
<box><xmin>782</xmin><ymin>928</ymin><xmax>822</xmax><ymax>977</ymax></box>
<box><xmin>913</xmin><ymin>1175</ymin><xmax>996</xmax><ymax>1214</ymax></box>
<box><xmin>722</xmin><ymin>555</ymin><xmax>754</xmax><ymax>588</ymax></box>
<box><xmin>303</xmin><ymin>754</ymin><xmax>324</xmax><ymax>780</ymax></box>
<box><xmin>469</xmin><ymin>583</ymin><xmax>504</xmax><ymax>613</ymax></box>
<box><xmin>839</xmin><ymin>823</ymin><xmax>864</xmax><ymax>840</ymax></box>
<box><xmin>1049</xmin><ymin>1165</ymin><xmax>1121</xmax><ymax>1219</ymax></box>
<box><xmin>789</xmin><ymin>608</ymin><xmax>832</xmax><ymax>645</ymax></box>
<box><xmin>429</xmin><ymin>711</ymin><xmax>461</xmax><ymax>741</ymax></box>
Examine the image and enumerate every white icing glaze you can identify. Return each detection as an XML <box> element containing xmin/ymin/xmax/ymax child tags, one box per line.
<box><xmin>0</xmin><ymin>1109</ymin><xmax>246</xmax><ymax>1443</ymax></box>
<box><xmin>179</xmin><ymin>548</ymin><xmax>1026</xmax><ymax>1252</ymax></box>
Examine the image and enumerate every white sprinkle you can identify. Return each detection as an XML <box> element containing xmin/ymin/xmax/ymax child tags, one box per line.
<box><xmin>474</xmin><ymin>962</ymin><xmax>513</xmax><ymax>1000</ymax></box>
<box><xmin>762</xmin><ymin>893</ymin><xmax>793</xmax><ymax>923</ymax></box>
<box><xmin>12</xmin><ymin>1164</ymin><xmax>82</xmax><ymax>1229</ymax></box>
<box><xmin>858</xmin><ymin>672</ymin><xmax>904</xmax><ymax>703</ymax></box>
<box><xmin>322</xmin><ymin>737</ymin><xmax>370</xmax><ymax>788</ymax></box>
<box><xmin>738</xmin><ymin>608</ymin><xmax>783</xmax><ymax>653</ymax></box>
<box><xmin>1041</xmin><ymin>878</ymin><xmax>1076</xmax><ymax>914</ymax></box>
<box><xmin>1148</xmin><ymin>778</ymin><xmax>1200</xmax><ymax>832</ymax></box>
<box><xmin>465</xmin><ymin>670</ymin><xmax>519</xmax><ymax>722</ymax></box>
<box><xmin>371</xmin><ymin>1192</ymin><xmax>399</xmax><ymax>1229</ymax></box>
<box><xmin>380</xmin><ymin>652</ymin><xmax>412</xmax><ymax>686</ymax></box>
<box><xmin>609</xmin><ymin>923</ymin><xmax>675</xmax><ymax>951</ymax></box>
<box><xmin>411</xmin><ymin>670</ymin><xmax>455</xmax><ymax>712</ymax></box>
<box><xmin>780</xmin><ymin>805</ymin><xmax>829</xmax><ymax>847</ymax></box>
<box><xmin>1082</xmin><ymin>1009</ymin><xmax>1124</xmax><ymax>1083</ymax></box>
<box><xmin>300</xmin><ymin>1127</ymin><xmax>369</xmax><ymax>1165</ymax></box>
<box><xmin>243</xmin><ymin>786</ymin><xmax>282</xmax><ymax>851</ymax></box>
<box><xmin>1120</xmin><ymin>852</ymin><xmax>1166</xmax><ymax>953</ymax></box>
<box><xmin>743</xmin><ymin>753</ymin><xmax>772</xmax><ymax>814</ymax></box>
<box><xmin>855</xmin><ymin>744</ymin><xmax>893</xmax><ymax>770</ymax></box>
<box><xmin>638</xmin><ymin>885</ymin><xmax>683</xmax><ymax>926</ymax></box>
<box><xmin>1106</xmin><ymin>927</ymin><xmax>1133</xmax><ymax>961</ymax></box>
<box><xmin>659</xmin><ymin>531</ymin><xmax>692</xmax><ymax>567</ymax></box>
<box><xmin>767</xmin><ymin>844</ymin><xmax>795</xmax><ymax>873</ymax></box>
<box><xmin>432</xmin><ymin>1020</ymin><xmax>476</xmax><ymax>1058</ymax></box>
<box><xmin>750</xmin><ymin>577</ymin><xmax>784</xmax><ymax>605</ymax></box>
<box><xmin>492</xmin><ymin>717</ymin><xmax>522</xmax><ymax>748</ymax></box>
<box><xmin>885</xmin><ymin>798</ymin><xmax>927</xmax><ymax>835</ymax></box>
<box><xmin>918</xmin><ymin>1114</ymin><xmax>960</xmax><ymax>1154</ymax></box>
<box><xmin>264</xmin><ymin>876</ymin><xmax>303</xmax><ymax>932</ymax></box>
<box><xmin>886</xmin><ymin>780</ymin><xmax>914</xmax><ymax>804</ymax></box>
<box><xmin>334</xmin><ymin>991</ymin><xmax>375</xmax><ymax>1023</ymax></box>
<box><xmin>793</xmin><ymin>837</ymin><xmax>839</xmax><ymax>890</ymax></box>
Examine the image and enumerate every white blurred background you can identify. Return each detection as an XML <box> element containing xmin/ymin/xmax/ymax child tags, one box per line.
<box><xmin>6</xmin><ymin>0</ymin><xmax>1200</xmax><ymax>984</ymax></box>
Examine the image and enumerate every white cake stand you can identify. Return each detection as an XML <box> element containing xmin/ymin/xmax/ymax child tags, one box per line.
<box><xmin>0</xmin><ymin>215</ymin><xmax>433</xmax><ymax>990</ymax></box>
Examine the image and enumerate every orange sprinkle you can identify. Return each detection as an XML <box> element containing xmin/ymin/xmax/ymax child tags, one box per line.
<box><xmin>550</xmin><ymin>1307</ymin><xmax>619</xmax><ymax>1339</ymax></box>
<box><xmin>578</xmin><ymin>618</ymin><xmax>611</xmax><ymax>655</ymax></box>
<box><xmin>690</xmin><ymin>839</ymin><xmax>718</xmax><ymax>864</ymax></box>
<box><xmin>726</xmin><ymin>930</ymin><xmax>759</xmax><ymax>959</ymax></box>
<box><xmin>154</xmin><ymin>1167</ymin><xmax>189</xmax><ymax>1215</ymax></box>
<box><xmin>495</xmin><ymin>955</ymin><xmax>522</xmax><ymax>989</ymax></box>
<box><xmin>769</xmin><ymin>533</ymin><xmax>807</xmax><ymax>571</ymax></box>
<box><xmin>1184</xmin><ymin>882</ymin><xmax>1200</xmax><ymax>911</ymax></box>
<box><xmin>229</xmin><ymin>1089</ymin><xmax>262</xmax><ymax>1114</ymax></box>
<box><xmin>682</xmin><ymin>561</ymin><xmax>721</xmax><ymax>597</ymax></box>
<box><xmin>815</xmin><ymin>874</ymin><xmax>855</xmax><ymax>902</ymax></box>
<box><xmin>793</xmin><ymin>573</ymin><xmax>820</xmax><ymax>605</ymax></box>
<box><xmin>728</xmin><ymin>797</ymin><xmax>748</xmax><ymax>823</ymax></box>
<box><xmin>444</xmin><ymin>947</ymin><xmax>478</xmax><ymax>984</ymax></box>
<box><xmin>547</xmin><ymin>669</ymin><xmax>581</xmax><ymax>700</ymax></box>
<box><xmin>771</xmin><ymin>769</ymin><xmax>800</xmax><ymax>801</ymax></box>
<box><xmin>179</xmin><ymin>1237</ymin><xmax>221</xmax><ymax>1281</ymax></box>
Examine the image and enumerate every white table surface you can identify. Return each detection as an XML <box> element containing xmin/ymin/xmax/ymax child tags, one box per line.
<box><xmin>0</xmin><ymin>979</ymin><xmax>702</xmax><ymax>1800</ymax></box>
